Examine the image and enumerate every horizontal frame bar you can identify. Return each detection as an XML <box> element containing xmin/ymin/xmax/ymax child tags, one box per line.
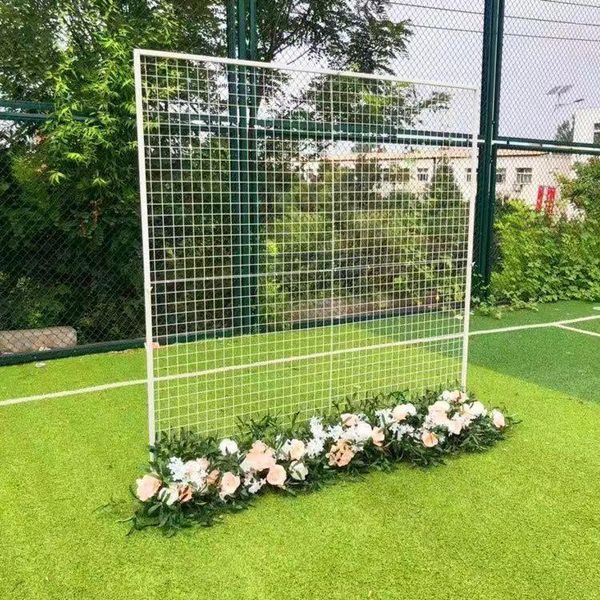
<box><xmin>494</xmin><ymin>136</ymin><xmax>600</xmax><ymax>155</ymax></box>
<box><xmin>134</xmin><ymin>48</ymin><xmax>479</xmax><ymax>92</ymax></box>
<box><xmin>2</xmin><ymin>314</ymin><xmax>599</xmax><ymax>409</ymax></box>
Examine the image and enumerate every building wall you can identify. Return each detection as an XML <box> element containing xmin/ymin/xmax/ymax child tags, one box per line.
<box><xmin>573</xmin><ymin>108</ymin><xmax>600</xmax><ymax>145</ymax></box>
<box><xmin>376</xmin><ymin>152</ymin><xmax>572</xmax><ymax>207</ymax></box>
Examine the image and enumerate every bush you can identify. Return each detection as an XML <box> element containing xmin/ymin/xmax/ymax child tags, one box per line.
<box><xmin>490</xmin><ymin>200</ymin><xmax>600</xmax><ymax>304</ymax></box>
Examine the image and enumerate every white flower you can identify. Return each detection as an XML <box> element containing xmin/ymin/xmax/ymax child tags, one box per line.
<box><xmin>219</xmin><ymin>438</ymin><xmax>239</xmax><ymax>456</ymax></box>
<box><xmin>425</xmin><ymin>414</ymin><xmax>451</xmax><ymax>430</ymax></box>
<box><xmin>309</xmin><ymin>416</ymin><xmax>325</xmax><ymax>439</ymax></box>
<box><xmin>375</xmin><ymin>409</ymin><xmax>394</xmax><ymax>426</ymax></box>
<box><xmin>327</xmin><ymin>425</ymin><xmax>344</xmax><ymax>441</ymax></box>
<box><xmin>429</xmin><ymin>400</ymin><xmax>451</xmax><ymax>414</ymax></box>
<box><xmin>340</xmin><ymin>413</ymin><xmax>360</xmax><ymax>427</ymax></box>
<box><xmin>440</xmin><ymin>390</ymin><xmax>458</xmax><ymax>403</ymax></box>
<box><xmin>392</xmin><ymin>403</ymin><xmax>417</xmax><ymax>422</ymax></box>
<box><xmin>306</xmin><ymin>437</ymin><xmax>325</xmax><ymax>458</ymax></box>
<box><xmin>491</xmin><ymin>409</ymin><xmax>506</xmax><ymax>429</ymax></box>
<box><xmin>466</xmin><ymin>401</ymin><xmax>487</xmax><ymax>418</ymax></box>
<box><xmin>395</xmin><ymin>424</ymin><xmax>415</xmax><ymax>440</ymax></box>
<box><xmin>277</xmin><ymin>439</ymin><xmax>292</xmax><ymax>460</ymax></box>
<box><xmin>167</xmin><ymin>457</ymin><xmax>187</xmax><ymax>482</ymax></box>
<box><xmin>158</xmin><ymin>485</ymin><xmax>178</xmax><ymax>506</ymax></box>
<box><xmin>244</xmin><ymin>475</ymin><xmax>266</xmax><ymax>495</ymax></box>
<box><xmin>240</xmin><ymin>457</ymin><xmax>252</xmax><ymax>473</ymax></box>
<box><xmin>447</xmin><ymin>416</ymin><xmax>465</xmax><ymax>435</ymax></box>
<box><xmin>348</xmin><ymin>421</ymin><xmax>373</xmax><ymax>444</ymax></box>
<box><xmin>182</xmin><ymin>458</ymin><xmax>209</xmax><ymax>490</ymax></box>
<box><xmin>289</xmin><ymin>461</ymin><xmax>309</xmax><ymax>481</ymax></box>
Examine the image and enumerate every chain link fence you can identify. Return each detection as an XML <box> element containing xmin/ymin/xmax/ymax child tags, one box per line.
<box><xmin>1</xmin><ymin>0</ymin><xmax>599</xmax><ymax>373</ymax></box>
<box><xmin>0</xmin><ymin>112</ymin><xmax>145</xmax><ymax>359</ymax></box>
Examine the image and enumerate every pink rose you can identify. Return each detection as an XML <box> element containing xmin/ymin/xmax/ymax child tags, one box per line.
<box><xmin>244</xmin><ymin>440</ymin><xmax>277</xmax><ymax>472</ymax></box>
<box><xmin>447</xmin><ymin>418</ymin><xmax>464</xmax><ymax>435</ymax></box>
<box><xmin>429</xmin><ymin>400</ymin><xmax>451</xmax><ymax>415</ymax></box>
<box><xmin>392</xmin><ymin>403</ymin><xmax>416</xmax><ymax>422</ymax></box>
<box><xmin>136</xmin><ymin>474</ymin><xmax>161</xmax><ymax>502</ymax></box>
<box><xmin>372</xmin><ymin>426</ymin><xmax>385</xmax><ymax>447</ymax></box>
<box><xmin>219</xmin><ymin>472</ymin><xmax>241</xmax><ymax>498</ymax></box>
<box><xmin>207</xmin><ymin>469</ymin><xmax>220</xmax><ymax>486</ymax></box>
<box><xmin>266</xmin><ymin>464</ymin><xmax>287</xmax><ymax>487</ymax></box>
<box><xmin>421</xmin><ymin>430</ymin><xmax>439</xmax><ymax>448</ymax></box>
<box><xmin>327</xmin><ymin>440</ymin><xmax>355</xmax><ymax>467</ymax></box>
<box><xmin>491</xmin><ymin>409</ymin><xmax>506</xmax><ymax>429</ymax></box>
<box><xmin>178</xmin><ymin>485</ymin><xmax>193</xmax><ymax>503</ymax></box>
<box><xmin>288</xmin><ymin>439</ymin><xmax>306</xmax><ymax>461</ymax></box>
<box><xmin>341</xmin><ymin>413</ymin><xmax>359</xmax><ymax>427</ymax></box>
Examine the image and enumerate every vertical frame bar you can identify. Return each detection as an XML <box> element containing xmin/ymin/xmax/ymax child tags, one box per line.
<box><xmin>461</xmin><ymin>88</ymin><xmax>482</xmax><ymax>390</ymax></box>
<box><xmin>133</xmin><ymin>49</ymin><xmax>156</xmax><ymax>447</ymax></box>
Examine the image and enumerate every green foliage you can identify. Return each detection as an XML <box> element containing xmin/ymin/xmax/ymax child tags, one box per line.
<box><xmin>0</xmin><ymin>2</ymin><xmax>184</xmax><ymax>341</ymax></box>
<box><xmin>131</xmin><ymin>388</ymin><xmax>514</xmax><ymax>535</ymax></box>
<box><xmin>490</xmin><ymin>199</ymin><xmax>600</xmax><ymax>304</ymax></box>
<box><xmin>554</xmin><ymin>116</ymin><xmax>574</xmax><ymax>144</ymax></box>
<box><xmin>0</xmin><ymin>0</ymin><xmax>416</xmax><ymax>343</ymax></box>
<box><xmin>257</xmin><ymin>158</ymin><xmax>467</xmax><ymax>323</ymax></box>
<box><xmin>558</xmin><ymin>157</ymin><xmax>600</xmax><ymax>221</ymax></box>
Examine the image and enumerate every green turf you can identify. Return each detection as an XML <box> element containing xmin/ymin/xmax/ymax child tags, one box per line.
<box><xmin>1</xmin><ymin>363</ymin><xmax>599</xmax><ymax>599</ymax></box>
<box><xmin>2</xmin><ymin>301</ymin><xmax>600</xmax><ymax>598</ymax></box>
<box><xmin>469</xmin><ymin>327</ymin><xmax>600</xmax><ymax>404</ymax></box>
<box><xmin>3</xmin><ymin>300</ymin><xmax>598</xmax><ymax>403</ymax></box>
<box><xmin>470</xmin><ymin>299</ymin><xmax>600</xmax><ymax>331</ymax></box>
<box><xmin>565</xmin><ymin>318</ymin><xmax>600</xmax><ymax>335</ymax></box>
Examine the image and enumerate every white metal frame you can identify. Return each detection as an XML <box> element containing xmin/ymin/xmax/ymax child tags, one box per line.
<box><xmin>134</xmin><ymin>48</ymin><xmax>480</xmax><ymax>441</ymax></box>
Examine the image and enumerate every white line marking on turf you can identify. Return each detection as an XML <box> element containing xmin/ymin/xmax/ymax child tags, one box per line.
<box><xmin>0</xmin><ymin>379</ymin><xmax>146</xmax><ymax>407</ymax></box>
<box><xmin>1</xmin><ymin>314</ymin><xmax>599</xmax><ymax>408</ymax></box>
<box><xmin>555</xmin><ymin>324</ymin><xmax>600</xmax><ymax>338</ymax></box>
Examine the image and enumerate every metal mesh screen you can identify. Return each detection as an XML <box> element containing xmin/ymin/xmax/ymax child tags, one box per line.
<box><xmin>135</xmin><ymin>50</ymin><xmax>478</xmax><ymax>438</ymax></box>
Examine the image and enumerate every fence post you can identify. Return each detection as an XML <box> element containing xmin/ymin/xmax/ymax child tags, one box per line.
<box><xmin>226</xmin><ymin>0</ymin><xmax>259</xmax><ymax>333</ymax></box>
<box><xmin>475</xmin><ymin>0</ymin><xmax>504</xmax><ymax>293</ymax></box>
<box><xmin>246</xmin><ymin>0</ymin><xmax>261</xmax><ymax>332</ymax></box>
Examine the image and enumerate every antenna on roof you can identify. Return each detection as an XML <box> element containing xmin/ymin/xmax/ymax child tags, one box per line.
<box><xmin>546</xmin><ymin>84</ymin><xmax>583</xmax><ymax>111</ymax></box>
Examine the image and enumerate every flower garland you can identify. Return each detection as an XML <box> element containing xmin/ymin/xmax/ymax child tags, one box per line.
<box><xmin>130</xmin><ymin>389</ymin><xmax>513</xmax><ymax>534</ymax></box>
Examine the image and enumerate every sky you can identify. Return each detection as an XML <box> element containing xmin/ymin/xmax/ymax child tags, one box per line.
<box><xmin>286</xmin><ymin>0</ymin><xmax>600</xmax><ymax>142</ymax></box>
<box><xmin>386</xmin><ymin>0</ymin><xmax>600</xmax><ymax>141</ymax></box>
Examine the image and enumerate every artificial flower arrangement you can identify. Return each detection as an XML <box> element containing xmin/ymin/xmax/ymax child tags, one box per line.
<box><xmin>130</xmin><ymin>389</ymin><xmax>513</xmax><ymax>534</ymax></box>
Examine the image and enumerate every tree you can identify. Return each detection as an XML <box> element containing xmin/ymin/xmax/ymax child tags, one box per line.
<box><xmin>0</xmin><ymin>0</ymin><xmax>415</xmax><ymax>339</ymax></box>
<box><xmin>554</xmin><ymin>116</ymin><xmax>574</xmax><ymax>143</ymax></box>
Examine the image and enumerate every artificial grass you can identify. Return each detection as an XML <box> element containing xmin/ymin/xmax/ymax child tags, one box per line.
<box><xmin>565</xmin><ymin>318</ymin><xmax>600</xmax><ymax>335</ymax></box>
<box><xmin>1</xmin><ymin>364</ymin><xmax>599</xmax><ymax>599</ymax></box>
<box><xmin>468</xmin><ymin>327</ymin><xmax>600</xmax><ymax>404</ymax></box>
<box><xmin>2</xmin><ymin>300</ymin><xmax>598</xmax><ymax>402</ymax></box>
<box><xmin>469</xmin><ymin>299</ymin><xmax>600</xmax><ymax>331</ymax></box>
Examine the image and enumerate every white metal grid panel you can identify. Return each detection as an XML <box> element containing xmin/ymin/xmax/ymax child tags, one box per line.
<box><xmin>134</xmin><ymin>49</ymin><xmax>478</xmax><ymax>441</ymax></box>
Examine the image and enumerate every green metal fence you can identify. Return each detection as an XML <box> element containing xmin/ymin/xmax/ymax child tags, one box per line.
<box><xmin>1</xmin><ymin>0</ymin><xmax>599</xmax><ymax>367</ymax></box>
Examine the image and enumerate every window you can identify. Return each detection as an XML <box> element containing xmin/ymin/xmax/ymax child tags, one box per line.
<box><xmin>417</xmin><ymin>167</ymin><xmax>429</xmax><ymax>182</ymax></box>
<box><xmin>465</xmin><ymin>167</ymin><xmax>472</xmax><ymax>182</ymax></box>
<box><xmin>496</xmin><ymin>168</ymin><xmax>506</xmax><ymax>183</ymax></box>
<box><xmin>594</xmin><ymin>123</ymin><xmax>600</xmax><ymax>145</ymax></box>
<box><xmin>396</xmin><ymin>167</ymin><xmax>411</xmax><ymax>183</ymax></box>
<box><xmin>515</xmin><ymin>167</ymin><xmax>532</xmax><ymax>184</ymax></box>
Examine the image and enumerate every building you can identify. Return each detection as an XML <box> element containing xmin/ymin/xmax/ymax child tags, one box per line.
<box><xmin>317</xmin><ymin>108</ymin><xmax>600</xmax><ymax>210</ymax></box>
<box><xmin>327</xmin><ymin>148</ymin><xmax>572</xmax><ymax>208</ymax></box>
<box><xmin>573</xmin><ymin>108</ymin><xmax>600</xmax><ymax>145</ymax></box>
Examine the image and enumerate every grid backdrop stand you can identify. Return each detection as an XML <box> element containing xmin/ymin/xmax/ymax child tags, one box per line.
<box><xmin>134</xmin><ymin>49</ymin><xmax>479</xmax><ymax>440</ymax></box>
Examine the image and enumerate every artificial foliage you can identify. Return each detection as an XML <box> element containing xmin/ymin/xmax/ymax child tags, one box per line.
<box><xmin>130</xmin><ymin>388</ymin><xmax>514</xmax><ymax>534</ymax></box>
